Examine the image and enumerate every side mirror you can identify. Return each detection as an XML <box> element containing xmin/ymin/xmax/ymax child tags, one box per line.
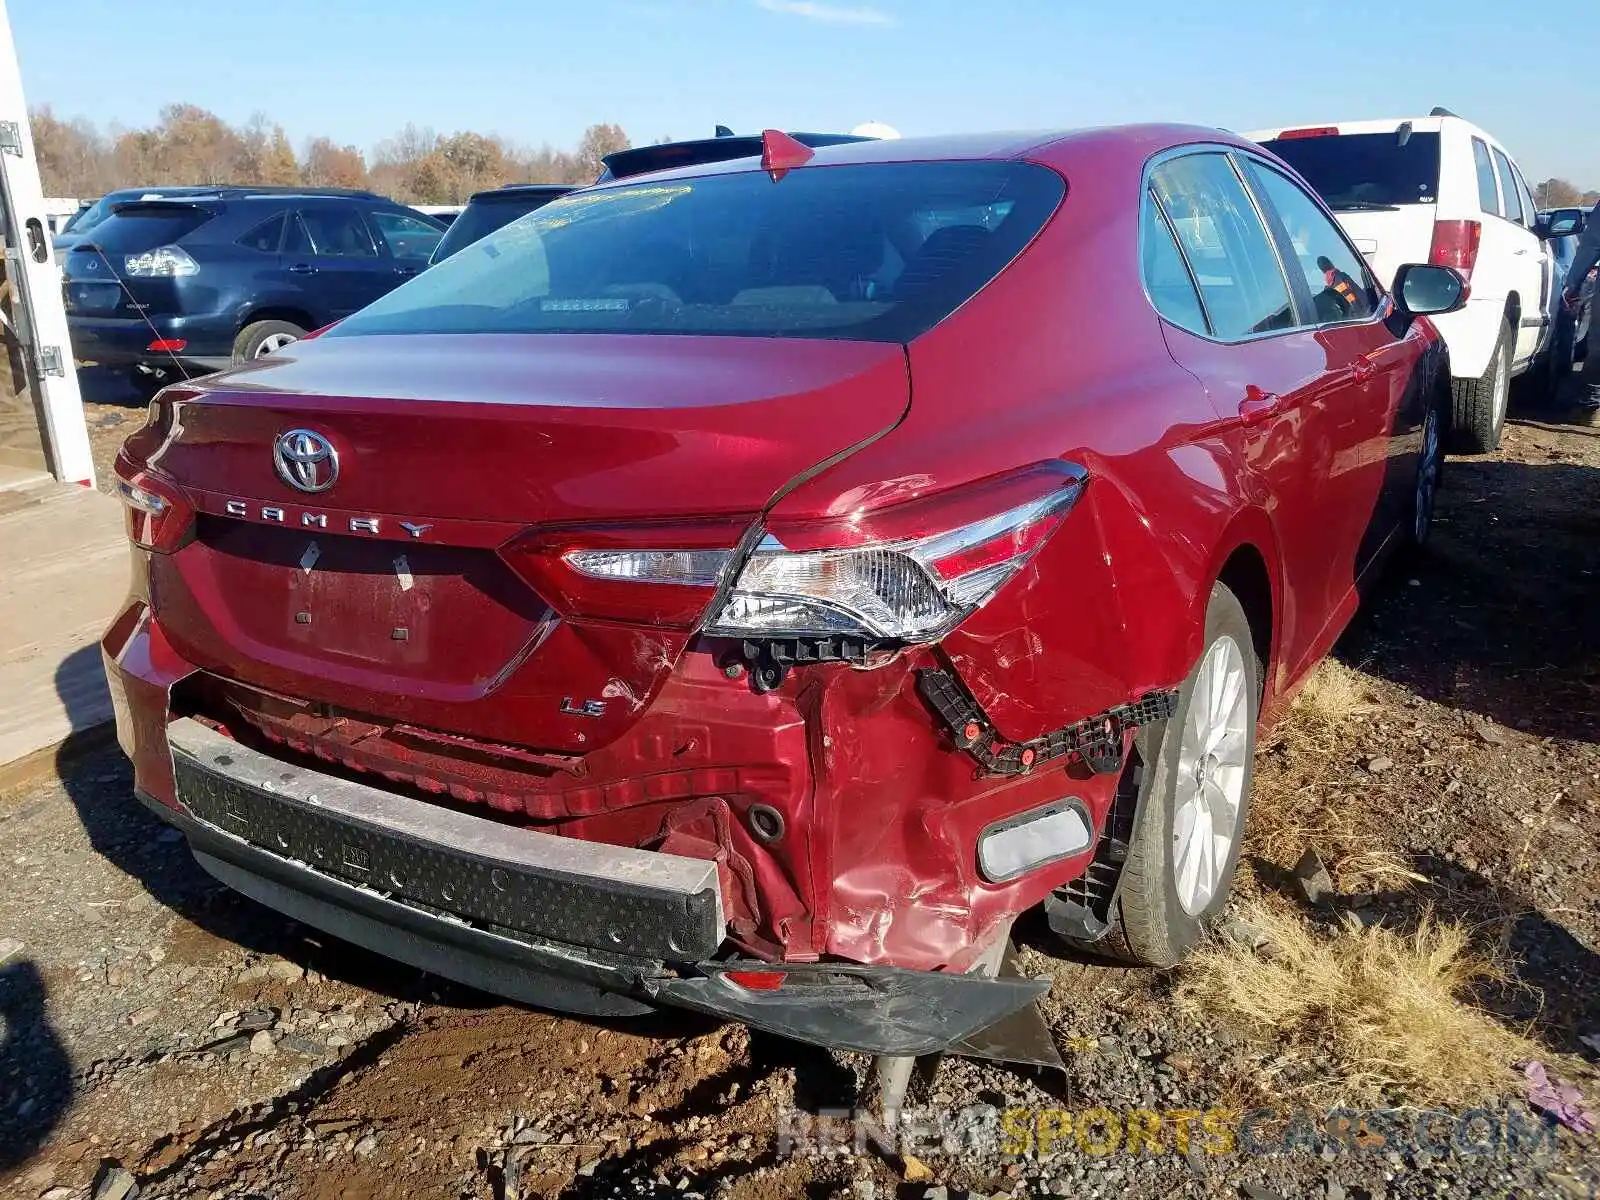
<box><xmin>1393</xmin><ymin>263</ymin><xmax>1468</xmax><ymax>317</ymax></box>
<box><xmin>1543</xmin><ymin>213</ymin><xmax>1582</xmax><ymax>238</ymax></box>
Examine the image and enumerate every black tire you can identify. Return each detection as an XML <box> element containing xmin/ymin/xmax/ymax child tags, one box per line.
<box><xmin>232</xmin><ymin>319</ymin><xmax>306</xmax><ymax>365</ymax></box>
<box><xmin>1404</xmin><ymin>391</ymin><xmax>1446</xmax><ymax>551</ymax></box>
<box><xmin>1449</xmin><ymin>318</ymin><xmax>1511</xmax><ymax>453</ymax></box>
<box><xmin>1533</xmin><ymin>311</ymin><xmax>1576</xmax><ymax>408</ymax></box>
<box><xmin>1090</xmin><ymin>583</ymin><xmax>1260</xmax><ymax>968</ymax></box>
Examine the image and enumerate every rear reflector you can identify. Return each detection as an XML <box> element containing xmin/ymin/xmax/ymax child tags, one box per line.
<box><xmin>146</xmin><ymin>338</ymin><xmax>187</xmax><ymax>353</ymax></box>
<box><xmin>1276</xmin><ymin>126</ymin><xmax>1339</xmax><ymax>140</ymax></box>
<box><xmin>978</xmin><ymin>800</ymin><xmax>1093</xmax><ymax>882</ymax></box>
<box><xmin>724</xmin><ymin>970</ymin><xmax>786</xmax><ymax>991</ymax></box>
<box><xmin>1429</xmin><ymin>219</ymin><xmax>1482</xmax><ymax>276</ymax></box>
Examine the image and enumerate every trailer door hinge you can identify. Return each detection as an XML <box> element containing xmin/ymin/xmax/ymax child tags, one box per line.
<box><xmin>0</xmin><ymin>122</ymin><xmax>23</xmax><ymax>157</ymax></box>
<box><xmin>36</xmin><ymin>346</ymin><xmax>65</xmax><ymax>377</ymax></box>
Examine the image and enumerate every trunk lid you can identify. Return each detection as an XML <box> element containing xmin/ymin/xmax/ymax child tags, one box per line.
<box><xmin>143</xmin><ymin>332</ymin><xmax>908</xmax><ymax>753</ymax></box>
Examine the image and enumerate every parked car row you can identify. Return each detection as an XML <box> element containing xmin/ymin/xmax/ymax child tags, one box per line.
<box><xmin>62</xmin><ymin>129</ymin><xmax>884</xmax><ymax>383</ymax></box>
<box><xmin>108</xmin><ymin>120</ymin><xmax>1475</xmax><ymax>1093</ymax></box>
<box><xmin>1251</xmin><ymin>109</ymin><xmax>1589</xmax><ymax>447</ymax></box>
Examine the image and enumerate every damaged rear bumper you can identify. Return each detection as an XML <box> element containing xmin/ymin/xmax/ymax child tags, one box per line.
<box><xmin>150</xmin><ymin>718</ymin><xmax>1046</xmax><ymax>1057</ymax></box>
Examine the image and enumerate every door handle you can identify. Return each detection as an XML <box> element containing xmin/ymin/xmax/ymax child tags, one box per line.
<box><xmin>1238</xmin><ymin>385</ymin><xmax>1281</xmax><ymax>426</ymax></box>
<box><xmin>394</xmin><ymin>265</ymin><xmax>419</xmax><ymax>277</ymax></box>
<box><xmin>1513</xmin><ymin>248</ymin><xmax>1530</xmax><ymax>256</ymax></box>
<box><xmin>288</xmin><ymin>262</ymin><xmax>317</xmax><ymax>275</ymax></box>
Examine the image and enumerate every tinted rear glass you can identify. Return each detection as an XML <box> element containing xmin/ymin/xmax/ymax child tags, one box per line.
<box><xmin>431</xmin><ymin>193</ymin><xmax>567</xmax><ymax>263</ymax></box>
<box><xmin>78</xmin><ymin>205</ymin><xmax>215</xmax><ymax>252</ymax></box>
<box><xmin>334</xmin><ymin>162</ymin><xmax>1064</xmax><ymax>344</ymax></box>
<box><xmin>1258</xmin><ymin>132</ymin><xmax>1441</xmax><ymax>209</ymax></box>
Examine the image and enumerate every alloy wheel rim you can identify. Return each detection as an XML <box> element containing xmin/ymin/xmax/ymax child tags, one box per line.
<box><xmin>1172</xmin><ymin>635</ymin><xmax>1249</xmax><ymax>916</ymax></box>
<box><xmin>1415</xmin><ymin>406</ymin><xmax>1440</xmax><ymax>542</ymax></box>
<box><xmin>256</xmin><ymin>332</ymin><xmax>297</xmax><ymax>357</ymax></box>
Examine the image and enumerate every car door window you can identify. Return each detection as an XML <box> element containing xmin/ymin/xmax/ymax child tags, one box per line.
<box><xmin>284</xmin><ymin>213</ymin><xmax>313</xmax><ymax>256</ymax></box>
<box><xmin>1150</xmin><ymin>152</ymin><xmax>1295</xmax><ymax>340</ymax></box>
<box><xmin>369</xmin><ymin>211</ymin><xmax>443</xmax><ymax>261</ymax></box>
<box><xmin>1510</xmin><ymin>162</ymin><xmax>1537</xmax><ymax>228</ymax></box>
<box><xmin>1471</xmin><ymin>139</ymin><xmax>1501</xmax><ymax>216</ymax></box>
<box><xmin>299</xmin><ymin>207</ymin><xmax>378</xmax><ymax>257</ymax></box>
<box><xmin>1491</xmin><ymin>149</ymin><xmax>1523</xmax><ymax>224</ymax></box>
<box><xmin>1140</xmin><ymin>189</ymin><xmax>1208</xmax><ymax>335</ymax></box>
<box><xmin>1242</xmin><ymin>158</ymin><xmax>1379</xmax><ymax>324</ymax></box>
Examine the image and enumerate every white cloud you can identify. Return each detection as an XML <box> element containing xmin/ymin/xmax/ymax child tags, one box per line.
<box><xmin>755</xmin><ymin>0</ymin><xmax>895</xmax><ymax>26</ymax></box>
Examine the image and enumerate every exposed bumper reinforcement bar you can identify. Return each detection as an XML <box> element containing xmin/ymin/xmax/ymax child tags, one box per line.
<box><xmin>148</xmin><ymin>719</ymin><xmax>1050</xmax><ymax>1058</ymax></box>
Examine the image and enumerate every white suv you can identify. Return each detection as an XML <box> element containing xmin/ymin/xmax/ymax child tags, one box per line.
<box><xmin>1249</xmin><ymin>111</ymin><xmax>1556</xmax><ymax>451</ymax></box>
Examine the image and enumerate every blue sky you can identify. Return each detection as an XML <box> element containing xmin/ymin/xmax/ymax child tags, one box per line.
<box><xmin>14</xmin><ymin>0</ymin><xmax>1597</xmax><ymax>187</ymax></box>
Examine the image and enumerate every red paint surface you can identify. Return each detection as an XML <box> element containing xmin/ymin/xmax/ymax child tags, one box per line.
<box><xmin>105</xmin><ymin>124</ymin><xmax>1446</xmax><ymax>972</ymax></box>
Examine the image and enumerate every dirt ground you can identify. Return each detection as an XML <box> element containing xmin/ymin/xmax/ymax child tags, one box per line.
<box><xmin>2</xmin><ymin>373</ymin><xmax>1598</xmax><ymax>1199</ymax></box>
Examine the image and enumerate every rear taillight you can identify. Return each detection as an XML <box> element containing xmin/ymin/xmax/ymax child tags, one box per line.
<box><xmin>706</xmin><ymin>463</ymin><xmax>1087</xmax><ymax>643</ymax></box>
<box><xmin>499</xmin><ymin>520</ymin><xmax>744</xmax><ymax>628</ymax></box>
<box><xmin>1276</xmin><ymin>126</ymin><xmax>1340</xmax><ymax>140</ymax></box>
<box><xmin>1429</xmin><ymin>220</ymin><xmax>1482</xmax><ymax>276</ymax></box>
<box><xmin>115</xmin><ymin>467</ymin><xmax>195</xmax><ymax>552</ymax></box>
<box><xmin>123</xmin><ymin>245</ymin><xmax>199</xmax><ymax>278</ymax></box>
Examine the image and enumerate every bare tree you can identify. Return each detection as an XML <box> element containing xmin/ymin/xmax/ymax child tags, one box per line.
<box><xmin>29</xmin><ymin>106</ymin><xmax>634</xmax><ymax>202</ymax></box>
<box><xmin>575</xmin><ymin>123</ymin><xmax>631</xmax><ymax>182</ymax></box>
<box><xmin>1535</xmin><ymin>178</ymin><xmax>1584</xmax><ymax>209</ymax></box>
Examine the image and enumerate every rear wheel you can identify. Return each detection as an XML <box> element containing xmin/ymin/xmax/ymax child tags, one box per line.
<box><xmin>233</xmin><ymin>319</ymin><xmax>305</xmax><ymax>365</ymax></box>
<box><xmin>1406</xmin><ymin>397</ymin><xmax>1445</xmax><ymax>549</ymax></box>
<box><xmin>1088</xmin><ymin>583</ymin><xmax>1258</xmax><ymax>967</ymax></box>
<box><xmin>1449</xmin><ymin>318</ymin><xmax>1511</xmax><ymax>453</ymax></box>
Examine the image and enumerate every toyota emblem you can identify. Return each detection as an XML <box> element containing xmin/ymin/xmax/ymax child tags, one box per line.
<box><xmin>273</xmin><ymin>429</ymin><xmax>339</xmax><ymax>493</ymax></box>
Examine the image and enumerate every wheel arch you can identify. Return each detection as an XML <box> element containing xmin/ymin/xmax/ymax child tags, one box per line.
<box><xmin>238</xmin><ymin>306</ymin><xmax>317</xmax><ymax>336</ymax></box>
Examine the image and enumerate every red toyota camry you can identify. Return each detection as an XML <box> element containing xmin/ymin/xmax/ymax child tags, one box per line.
<box><xmin>104</xmin><ymin>126</ymin><xmax>1465</xmax><ymax>1072</ymax></box>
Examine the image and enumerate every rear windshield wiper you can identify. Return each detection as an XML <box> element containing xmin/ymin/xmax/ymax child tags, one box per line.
<box><xmin>1329</xmin><ymin>201</ymin><xmax>1402</xmax><ymax>212</ymax></box>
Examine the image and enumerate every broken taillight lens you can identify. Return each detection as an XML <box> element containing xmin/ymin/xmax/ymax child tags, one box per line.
<box><xmin>115</xmin><ymin>466</ymin><xmax>195</xmax><ymax>552</ymax></box>
<box><xmin>705</xmin><ymin>463</ymin><xmax>1087</xmax><ymax>642</ymax></box>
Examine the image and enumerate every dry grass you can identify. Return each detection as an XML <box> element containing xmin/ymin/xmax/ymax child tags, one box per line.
<box><xmin>1179</xmin><ymin>897</ymin><xmax>1539</xmax><ymax>1106</ymax></box>
<box><xmin>1245</xmin><ymin>660</ymin><xmax>1394</xmax><ymax>883</ymax></box>
<box><xmin>1290</xmin><ymin>658</ymin><xmax>1375</xmax><ymax>726</ymax></box>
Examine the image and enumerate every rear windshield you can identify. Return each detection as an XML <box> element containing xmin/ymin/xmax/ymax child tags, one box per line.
<box><xmin>1258</xmin><ymin>132</ymin><xmax>1441</xmax><ymax>209</ymax></box>
<box><xmin>333</xmin><ymin>161</ymin><xmax>1064</xmax><ymax>344</ymax></box>
<box><xmin>74</xmin><ymin>205</ymin><xmax>215</xmax><ymax>252</ymax></box>
<box><xmin>431</xmin><ymin>193</ymin><xmax>567</xmax><ymax>263</ymax></box>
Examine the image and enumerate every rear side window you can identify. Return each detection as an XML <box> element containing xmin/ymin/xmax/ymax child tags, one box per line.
<box><xmin>1471</xmin><ymin>139</ymin><xmax>1500</xmax><ymax>215</ymax></box>
<box><xmin>237</xmin><ymin>212</ymin><xmax>286</xmax><ymax>253</ymax></box>
<box><xmin>1150</xmin><ymin>153</ymin><xmax>1294</xmax><ymax>340</ymax></box>
<box><xmin>81</xmin><ymin>205</ymin><xmax>214</xmax><ymax>252</ymax></box>
<box><xmin>1243</xmin><ymin>159</ymin><xmax>1379</xmax><ymax>323</ymax></box>
<box><xmin>1258</xmin><ymin>132</ymin><xmax>1441</xmax><ymax>209</ymax></box>
<box><xmin>1140</xmin><ymin>190</ymin><xmax>1207</xmax><ymax>335</ymax></box>
<box><xmin>431</xmin><ymin>194</ymin><xmax>566</xmax><ymax>263</ymax></box>
<box><xmin>1492</xmin><ymin>148</ymin><xmax>1523</xmax><ymax>223</ymax></box>
<box><xmin>331</xmin><ymin>162</ymin><xmax>1065</xmax><ymax>343</ymax></box>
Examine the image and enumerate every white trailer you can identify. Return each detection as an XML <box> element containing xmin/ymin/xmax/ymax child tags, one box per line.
<box><xmin>0</xmin><ymin>0</ymin><xmax>94</xmax><ymax>486</ymax></box>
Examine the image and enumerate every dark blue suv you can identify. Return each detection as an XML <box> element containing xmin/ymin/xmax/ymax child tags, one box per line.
<box><xmin>62</xmin><ymin>188</ymin><xmax>444</xmax><ymax>379</ymax></box>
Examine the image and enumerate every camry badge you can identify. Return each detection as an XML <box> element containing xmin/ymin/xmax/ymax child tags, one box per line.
<box><xmin>273</xmin><ymin>429</ymin><xmax>338</xmax><ymax>494</ymax></box>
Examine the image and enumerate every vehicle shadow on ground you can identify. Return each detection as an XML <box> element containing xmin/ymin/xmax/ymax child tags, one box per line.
<box><xmin>0</xmin><ymin>959</ymin><xmax>74</xmax><ymax>1171</ymax></box>
<box><xmin>1336</xmin><ymin>449</ymin><xmax>1598</xmax><ymax>744</ymax></box>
